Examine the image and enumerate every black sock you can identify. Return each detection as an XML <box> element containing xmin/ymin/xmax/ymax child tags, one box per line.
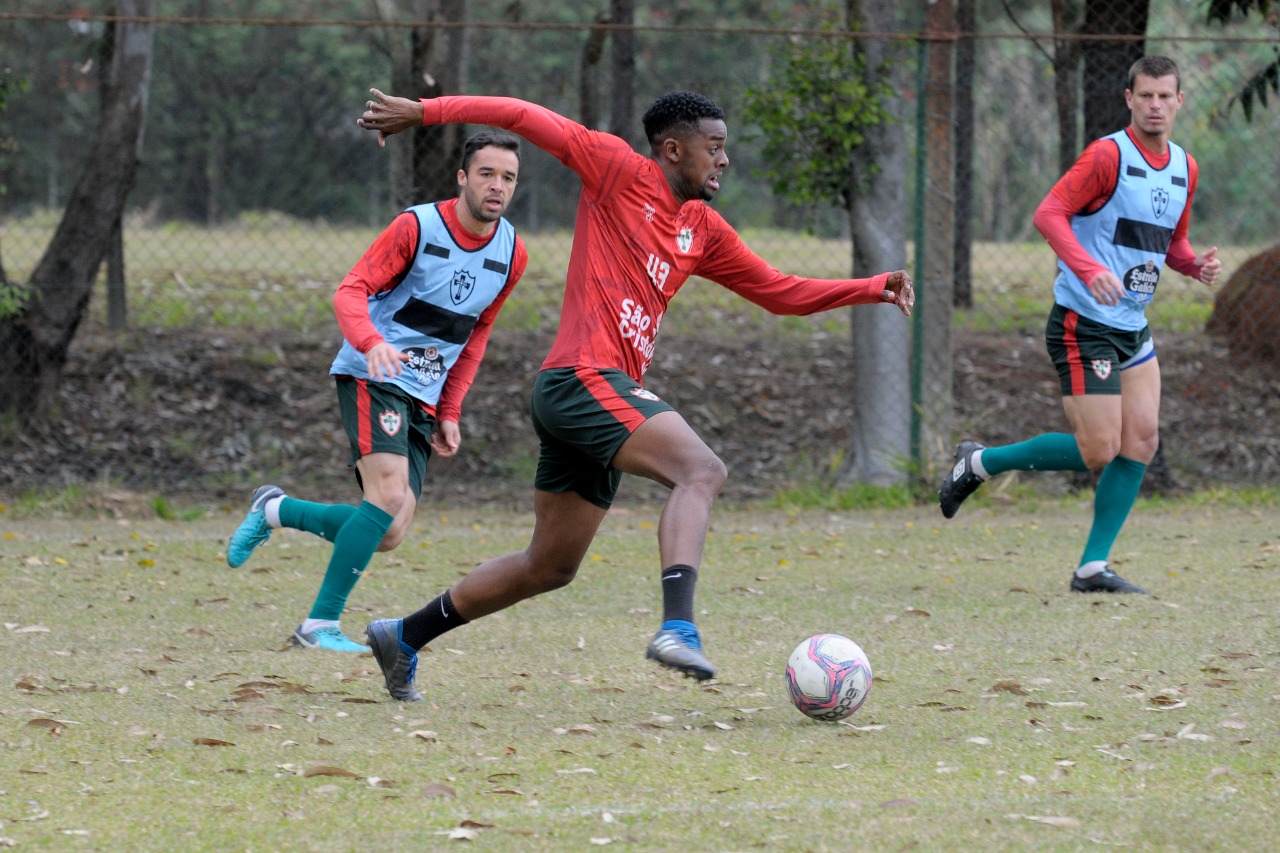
<box><xmin>400</xmin><ymin>589</ymin><xmax>469</xmax><ymax>651</ymax></box>
<box><xmin>660</xmin><ymin>564</ymin><xmax>698</xmax><ymax>623</ymax></box>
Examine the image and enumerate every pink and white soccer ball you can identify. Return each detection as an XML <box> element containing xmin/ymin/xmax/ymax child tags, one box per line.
<box><xmin>785</xmin><ymin>633</ymin><xmax>872</xmax><ymax>721</ymax></box>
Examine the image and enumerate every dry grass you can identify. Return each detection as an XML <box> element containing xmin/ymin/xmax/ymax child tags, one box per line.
<box><xmin>2</xmin><ymin>497</ymin><xmax>1277</xmax><ymax>850</ymax></box>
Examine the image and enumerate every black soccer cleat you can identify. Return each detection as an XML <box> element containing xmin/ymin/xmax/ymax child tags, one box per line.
<box><xmin>938</xmin><ymin>440</ymin><xmax>986</xmax><ymax>519</ymax></box>
<box><xmin>1070</xmin><ymin>568</ymin><xmax>1148</xmax><ymax>595</ymax></box>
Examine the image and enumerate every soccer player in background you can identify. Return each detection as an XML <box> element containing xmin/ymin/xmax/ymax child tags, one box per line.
<box><xmin>355</xmin><ymin>88</ymin><xmax>914</xmax><ymax>701</ymax></box>
<box><xmin>938</xmin><ymin>56</ymin><xmax>1222</xmax><ymax>594</ymax></box>
<box><xmin>224</xmin><ymin>131</ymin><xmax>528</xmax><ymax>651</ymax></box>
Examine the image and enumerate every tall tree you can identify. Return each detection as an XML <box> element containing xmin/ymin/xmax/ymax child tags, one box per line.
<box><xmin>608</xmin><ymin>0</ymin><xmax>637</xmax><ymax>144</ymax></box>
<box><xmin>1081</xmin><ymin>0</ymin><xmax>1149</xmax><ymax>140</ymax></box>
<box><xmin>743</xmin><ymin>2</ymin><xmax>911</xmax><ymax>486</ymax></box>
<box><xmin>375</xmin><ymin>0</ymin><xmax>469</xmax><ymax>210</ymax></box>
<box><xmin>0</xmin><ymin>0</ymin><xmax>154</xmax><ymax>420</ymax></box>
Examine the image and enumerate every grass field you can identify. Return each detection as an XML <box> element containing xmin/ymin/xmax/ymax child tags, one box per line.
<box><xmin>3</xmin><ymin>496</ymin><xmax>1277</xmax><ymax>850</ymax></box>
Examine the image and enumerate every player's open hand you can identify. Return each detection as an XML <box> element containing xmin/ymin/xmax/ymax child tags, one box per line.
<box><xmin>357</xmin><ymin>88</ymin><xmax>425</xmax><ymax>147</ymax></box>
<box><xmin>882</xmin><ymin>270</ymin><xmax>914</xmax><ymax>317</ymax></box>
<box><xmin>365</xmin><ymin>341</ymin><xmax>411</xmax><ymax>381</ymax></box>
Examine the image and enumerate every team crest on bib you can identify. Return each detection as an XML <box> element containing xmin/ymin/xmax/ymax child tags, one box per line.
<box><xmin>631</xmin><ymin>387</ymin><xmax>660</xmax><ymax>402</ymax></box>
<box><xmin>379</xmin><ymin>410</ymin><xmax>403</xmax><ymax>436</ymax></box>
<box><xmin>1151</xmin><ymin>186</ymin><xmax>1169</xmax><ymax>219</ymax></box>
<box><xmin>1091</xmin><ymin>359</ymin><xmax>1113</xmax><ymax>381</ymax></box>
<box><xmin>676</xmin><ymin>228</ymin><xmax>694</xmax><ymax>254</ymax></box>
<box><xmin>450</xmin><ymin>269</ymin><xmax>476</xmax><ymax>305</ymax></box>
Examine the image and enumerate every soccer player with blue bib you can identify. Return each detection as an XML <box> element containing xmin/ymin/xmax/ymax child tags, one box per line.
<box><xmin>939</xmin><ymin>56</ymin><xmax>1222</xmax><ymax>594</ymax></box>
<box><xmin>225</xmin><ymin>131</ymin><xmax>528</xmax><ymax>651</ymax></box>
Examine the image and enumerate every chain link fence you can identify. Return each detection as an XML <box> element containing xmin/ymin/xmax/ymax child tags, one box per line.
<box><xmin>1</xmin><ymin>5</ymin><xmax>1276</xmax><ymax>501</ymax></box>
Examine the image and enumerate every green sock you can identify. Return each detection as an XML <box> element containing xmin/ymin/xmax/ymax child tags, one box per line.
<box><xmin>278</xmin><ymin>497</ymin><xmax>358</xmax><ymax>543</ymax></box>
<box><xmin>1080</xmin><ymin>455</ymin><xmax>1146</xmax><ymax>566</ymax></box>
<box><xmin>981</xmin><ymin>432</ymin><xmax>1088</xmax><ymax>476</ymax></box>
<box><xmin>307</xmin><ymin>501</ymin><xmax>394</xmax><ymax>621</ymax></box>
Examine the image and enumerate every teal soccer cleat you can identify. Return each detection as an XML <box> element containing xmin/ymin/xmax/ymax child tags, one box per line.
<box><xmin>226</xmin><ymin>484</ymin><xmax>285</xmax><ymax>568</ymax></box>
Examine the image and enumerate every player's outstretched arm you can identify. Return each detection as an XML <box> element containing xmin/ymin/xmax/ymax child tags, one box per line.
<box><xmin>882</xmin><ymin>270</ymin><xmax>914</xmax><ymax>317</ymax></box>
<box><xmin>358</xmin><ymin>88</ymin><xmax>425</xmax><ymax>147</ymax></box>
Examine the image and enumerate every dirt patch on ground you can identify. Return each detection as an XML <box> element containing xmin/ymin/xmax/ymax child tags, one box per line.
<box><xmin>2</xmin><ymin>323</ymin><xmax>1275</xmax><ymax>510</ymax></box>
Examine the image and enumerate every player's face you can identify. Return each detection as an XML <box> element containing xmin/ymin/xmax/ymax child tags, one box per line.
<box><xmin>673</xmin><ymin>119</ymin><xmax>729</xmax><ymax>203</ymax></box>
<box><xmin>1125</xmin><ymin>73</ymin><xmax>1183</xmax><ymax>143</ymax></box>
<box><xmin>457</xmin><ymin>146</ymin><xmax>520</xmax><ymax>234</ymax></box>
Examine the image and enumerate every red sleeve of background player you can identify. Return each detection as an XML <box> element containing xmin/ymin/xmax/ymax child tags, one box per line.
<box><xmin>1032</xmin><ymin>139</ymin><xmax>1119</xmax><ymax>285</ymax></box>
<box><xmin>695</xmin><ymin>214</ymin><xmax>887</xmax><ymax>313</ymax></box>
<box><xmin>434</xmin><ymin>237</ymin><xmax>528</xmax><ymax>423</ymax></box>
<box><xmin>333</xmin><ymin>212</ymin><xmax>418</xmax><ymax>353</ymax></box>
<box><xmin>1163</xmin><ymin>152</ymin><xmax>1202</xmax><ymax>276</ymax></box>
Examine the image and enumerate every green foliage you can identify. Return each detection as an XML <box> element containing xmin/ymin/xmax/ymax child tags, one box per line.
<box><xmin>742</xmin><ymin>18</ymin><xmax>891</xmax><ymax>214</ymax></box>
<box><xmin>0</xmin><ymin>277</ymin><xmax>31</xmax><ymax>319</ymax></box>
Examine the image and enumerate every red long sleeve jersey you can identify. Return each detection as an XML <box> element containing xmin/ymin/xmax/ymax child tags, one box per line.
<box><xmin>422</xmin><ymin>96</ymin><xmax>890</xmax><ymax>382</ymax></box>
<box><xmin>333</xmin><ymin>196</ymin><xmax>528</xmax><ymax>423</ymax></box>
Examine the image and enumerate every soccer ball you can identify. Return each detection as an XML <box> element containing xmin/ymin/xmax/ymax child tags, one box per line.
<box><xmin>785</xmin><ymin>633</ymin><xmax>872</xmax><ymax>721</ymax></box>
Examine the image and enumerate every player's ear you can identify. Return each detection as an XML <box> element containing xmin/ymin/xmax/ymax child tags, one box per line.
<box><xmin>661</xmin><ymin>136</ymin><xmax>682</xmax><ymax>164</ymax></box>
<box><xmin>456</xmin><ymin>168</ymin><xmax>466</xmax><ymax>187</ymax></box>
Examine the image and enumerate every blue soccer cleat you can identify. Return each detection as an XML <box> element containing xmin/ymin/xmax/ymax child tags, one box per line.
<box><xmin>645</xmin><ymin>619</ymin><xmax>717</xmax><ymax>681</ymax></box>
<box><xmin>366</xmin><ymin>618</ymin><xmax>424</xmax><ymax>702</ymax></box>
<box><xmin>292</xmin><ymin>624</ymin><xmax>371</xmax><ymax>653</ymax></box>
<box><xmin>226</xmin><ymin>484</ymin><xmax>285</xmax><ymax>568</ymax></box>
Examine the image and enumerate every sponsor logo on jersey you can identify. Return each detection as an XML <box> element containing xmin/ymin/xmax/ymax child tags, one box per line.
<box><xmin>643</xmin><ymin>203</ymin><xmax>656</xmax><ymax>222</ymax></box>
<box><xmin>1151</xmin><ymin>186</ymin><xmax>1170</xmax><ymax>219</ymax></box>
<box><xmin>1091</xmin><ymin>359</ymin><xmax>1113</xmax><ymax>380</ymax></box>
<box><xmin>379</xmin><ymin>410</ymin><xmax>402</xmax><ymax>436</ymax></box>
<box><xmin>450</xmin><ymin>269</ymin><xmax>476</xmax><ymax>305</ymax></box>
<box><xmin>1124</xmin><ymin>260</ymin><xmax>1159</xmax><ymax>298</ymax></box>
<box><xmin>677</xmin><ymin>228</ymin><xmax>693</xmax><ymax>254</ymax></box>
<box><xmin>404</xmin><ymin>346</ymin><xmax>446</xmax><ymax>386</ymax></box>
<box><xmin>630</xmin><ymin>387</ymin><xmax>660</xmax><ymax>402</ymax></box>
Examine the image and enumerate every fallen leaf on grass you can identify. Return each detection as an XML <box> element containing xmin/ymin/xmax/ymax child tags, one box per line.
<box><xmin>1008</xmin><ymin>814</ymin><xmax>1080</xmax><ymax>828</ymax></box>
<box><xmin>193</xmin><ymin>737</ymin><xmax>235</xmax><ymax>747</ymax></box>
<box><xmin>26</xmin><ymin>719</ymin><xmax>64</xmax><ymax>735</ymax></box>
<box><xmin>302</xmin><ymin>765</ymin><xmax>360</xmax><ymax>778</ymax></box>
<box><xmin>423</xmin><ymin>782</ymin><xmax>457</xmax><ymax>799</ymax></box>
<box><xmin>992</xmin><ymin>680</ymin><xmax>1029</xmax><ymax>695</ymax></box>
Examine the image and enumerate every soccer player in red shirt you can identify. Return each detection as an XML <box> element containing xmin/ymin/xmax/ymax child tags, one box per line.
<box><xmin>938</xmin><ymin>56</ymin><xmax>1221</xmax><ymax>594</ymax></box>
<box><xmin>356</xmin><ymin>89</ymin><xmax>913</xmax><ymax>701</ymax></box>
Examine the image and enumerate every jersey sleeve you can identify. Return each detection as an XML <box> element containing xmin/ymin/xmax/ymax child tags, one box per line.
<box><xmin>695</xmin><ymin>215</ymin><xmax>887</xmax><ymax>313</ymax></box>
<box><xmin>425</xmin><ymin>96</ymin><xmax>576</xmax><ymax>162</ymax></box>
<box><xmin>333</xmin><ymin>212</ymin><xmax>419</xmax><ymax>353</ymax></box>
<box><xmin>1163</xmin><ymin>152</ymin><xmax>1202</xmax><ymax>277</ymax></box>
<box><xmin>424</xmin><ymin>95</ymin><xmax>640</xmax><ymax>199</ymax></box>
<box><xmin>434</xmin><ymin>236</ymin><xmax>529</xmax><ymax>423</ymax></box>
<box><xmin>1032</xmin><ymin>139</ymin><xmax>1119</xmax><ymax>285</ymax></box>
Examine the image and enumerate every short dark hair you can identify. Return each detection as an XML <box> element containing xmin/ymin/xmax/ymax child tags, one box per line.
<box><xmin>641</xmin><ymin>91</ymin><xmax>725</xmax><ymax>147</ymax></box>
<box><xmin>461</xmin><ymin>130</ymin><xmax>521</xmax><ymax>172</ymax></box>
<box><xmin>1128</xmin><ymin>56</ymin><xmax>1181</xmax><ymax>92</ymax></box>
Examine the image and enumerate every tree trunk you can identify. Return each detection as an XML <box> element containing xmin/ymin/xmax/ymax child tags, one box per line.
<box><xmin>1082</xmin><ymin>0</ymin><xmax>1148</xmax><ymax>141</ymax></box>
<box><xmin>580</xmin><ymin>12</ymin><xmax>609</xmax><ymax>129</ymax></box>
<box><xmin>952</xmin><ymin>0</ymin><xmax>975</xmax><ymax>309</ymax></box>
<box><xmin>919</xmin><ymin>0</ymin><xmax>957</xmax><ymax>478</ymax></box>
<box><xmin>375</xmin><ymin>0</ymin><xmax>469</xmax><ymax>210</ymax></box>
<box><xmin>841</xmin><ymin>0</ymin><xmax>912</xmax><ymax>487</ymax></box>
<box><xmin>0</xmin><ymin>0</ymin><xmax>154</xmax><ymax>420</ymax></box>
<box><xmin>1051</xmin><ymin>0</ymin><xmax>1083</xmax><ymax>173</ymax></box>
<box><xmin>608</xmin><ymin>0</ymin><xmax>637</xmax><ymax>146</ymax></box>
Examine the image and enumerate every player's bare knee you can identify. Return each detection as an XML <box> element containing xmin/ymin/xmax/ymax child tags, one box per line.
<box><xmin>685</xmin><ymin>454</ymin><xmax>727</xmax><ymax>495</ymax></box>
<box><xmin>531</xmin><ymin>561</ymin><xmax>579</xmax><ymax>593</ymax></box>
